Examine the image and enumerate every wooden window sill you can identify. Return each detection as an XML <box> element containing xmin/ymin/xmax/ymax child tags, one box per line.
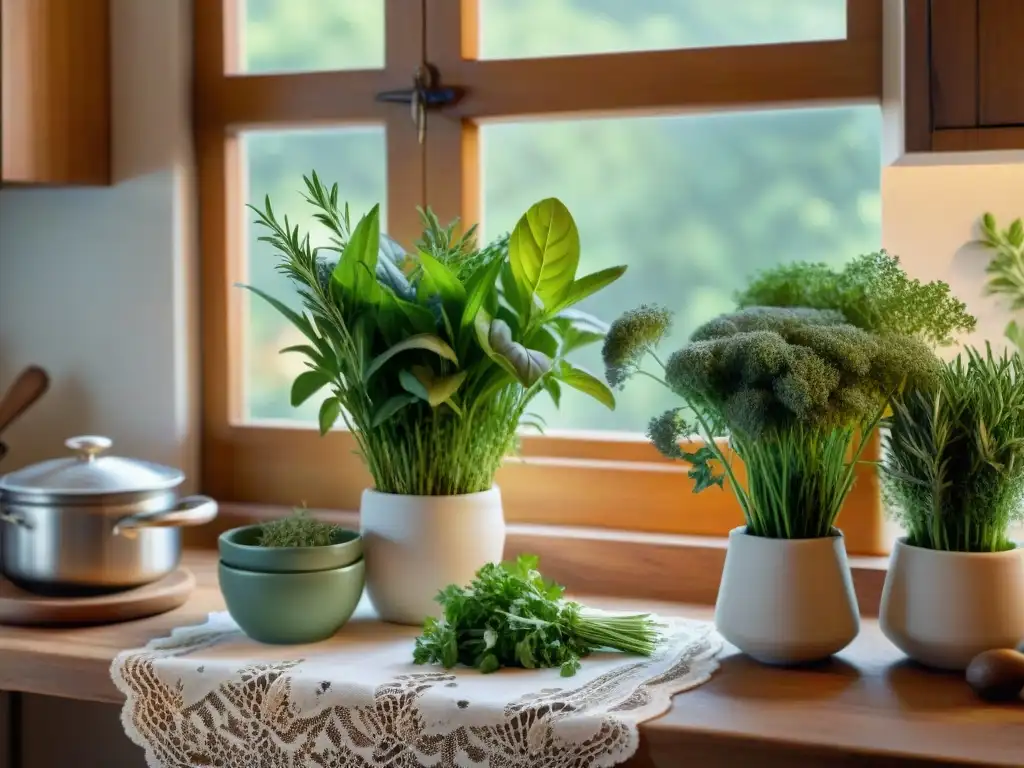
<box><xmin>0</xmin><ymin>550</ymin><xmax>1018</xmax><ymax>768</ymax></box>
<box><xmin>186</xmin><ymin>502</ymin><xmax>891</xmax><ymax>616</ymax></box>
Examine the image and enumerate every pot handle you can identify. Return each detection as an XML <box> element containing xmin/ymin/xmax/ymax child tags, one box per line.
<box><xmin>0</xmin><ymin>509</ymin><xmax>31</xmax><ymax>529</ymax></box>
<box><xmin>112</xmin><ymin>495</ymin><xmax>219</xmax><ymax>537</ymax></box>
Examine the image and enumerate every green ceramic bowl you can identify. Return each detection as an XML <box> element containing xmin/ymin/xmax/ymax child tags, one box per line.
<box><xmin>218</xmin><ymin>524</ymin><xmax>362</xmax><ymax>573</ymax></box>
<box><xmin>219</xmin><ymin>559</ymin><xmax>365</xmax><ymax>644</ymax></box>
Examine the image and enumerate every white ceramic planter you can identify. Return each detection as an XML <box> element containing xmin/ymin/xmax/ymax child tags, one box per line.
<box><xmin>360</xmin><ymin>487</ymin><xmax>505</xmax><ymax>625</ymax></box>
<box><xmin>879</xmin><ymin>538</ymin><xmax>1024</xmax><ymax>670</ymax></box>
<box><xmin>715</xmin><ymin>526</ymin><xmax>860</xmax><ymax>665</ymax></box>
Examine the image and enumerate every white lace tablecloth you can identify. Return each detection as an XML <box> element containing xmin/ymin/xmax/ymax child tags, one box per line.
<box><xmin>111</xmin><ymin>600</ymin><xmax>722</xmax><ymax>768</ymax></box>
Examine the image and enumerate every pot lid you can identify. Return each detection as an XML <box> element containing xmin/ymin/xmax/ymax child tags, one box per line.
<box><xmin>0</xmin><ymin>436</ymin><xmax>184</xmax><ymax>496</ymax></box>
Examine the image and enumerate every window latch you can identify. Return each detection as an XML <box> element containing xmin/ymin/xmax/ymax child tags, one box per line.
<box><xmin>375</xmin><ymin>63</ymin><xmax>464</xmax><ymax>144</ymax></box>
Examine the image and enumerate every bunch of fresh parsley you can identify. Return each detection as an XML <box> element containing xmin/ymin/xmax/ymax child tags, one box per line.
<box><xmin>412</xmin><ymin>555</ymin><xmax>661</xmax><ymax>677</ymax></box>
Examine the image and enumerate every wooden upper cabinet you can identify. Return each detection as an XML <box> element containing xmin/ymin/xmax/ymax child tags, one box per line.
<box><xmin>979</xmin><ymin>0</ymin><xmax>1024</xmax><ymax>128</ymax></box>
<box><xmin>1</xmin><ymin>0</ymin><xmax>111</xmax><ymax>185</ymax></box>
<box><xmin>905</xmin><ymin>0</ymin><xmax>1024</xmax><ymax>152</ymax></box>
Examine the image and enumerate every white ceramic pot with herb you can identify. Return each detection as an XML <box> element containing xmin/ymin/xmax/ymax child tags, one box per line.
<box><xmin>245</xmin><ymin>175</ymin><xmax>626</xmax><ymax>625</ymax></box>
<box><xmin>218</xmin><ymin>510</ymin><xmax>365</xmax><ymax>644</ymax></box>
<box><xmin>879</xmin><ymin>347</ymin><xmax>1024</xmax><ymax>671</ymax></box>
<box><xmin>603</xmin><ymin>305</ymin><xmax>942</xmax><ymax>665</ymax></box>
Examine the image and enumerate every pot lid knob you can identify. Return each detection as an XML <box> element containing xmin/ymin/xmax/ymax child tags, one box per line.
<box><xmin>65</xmin><ymin>435</ymin><xmax>113</xmax><ymax>462</ymax></box>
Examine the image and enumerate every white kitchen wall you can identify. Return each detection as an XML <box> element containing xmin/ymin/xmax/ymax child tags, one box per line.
<box><xmin>882</xmin><ymin>156</ymin><xmax>1024</xmax><ymax>358</ymax></box>
<box><xmin>0</xmin><ymin>0</ymin><xmax>197</xmax><ymax>487</ymax></box>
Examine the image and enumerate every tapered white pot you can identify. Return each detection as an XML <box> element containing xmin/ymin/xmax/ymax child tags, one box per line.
<box><xmin>880</xmin><ymin>538</ymin><xmax>1024</xmax><ymax>670</ymax></box>
<box><xmin>360</xmin><ymin>487</ymin><xmax>505</xmax><ymax>625</ymax></box>
<box><xmin>715</xmin><ymin>526</ymin><xmax>860</xmax><ymax>665</ymax></box>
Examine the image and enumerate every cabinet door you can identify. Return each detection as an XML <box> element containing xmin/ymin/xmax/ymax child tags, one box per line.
<box><xmin>904</xmin><ymin>0</ymin><xmax>1024</xmax><ymax>151</ymax></box>
<box><xmin>1</xmin><ymin>0</ymin><xmax>110</xmax><ymax>185</ymax></box>
<box><xmin>979</xmin><ymin>0</ymin><xmax>1024</xmax><ymax>126</ymax></box>
<box><xmin>929</xmin><ymin>0</ymin><xmax>978</xmax><ymax>130</ymax></box>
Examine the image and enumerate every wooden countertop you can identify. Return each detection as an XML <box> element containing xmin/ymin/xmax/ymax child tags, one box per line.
<box><xmin>0</xmin><ymin>551</ymin><xmax>1021</xmax><ymax>768</ymax></box>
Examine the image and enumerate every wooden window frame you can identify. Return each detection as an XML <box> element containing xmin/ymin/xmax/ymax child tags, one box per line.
<box><xmin>196</xmin><ymin>0</ymin><xmax>887</xmax><ymax>554</ymax></box>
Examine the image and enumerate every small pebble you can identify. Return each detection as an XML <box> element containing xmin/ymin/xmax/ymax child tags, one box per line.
<box><xmin>965</xmin><ymin>649</ymin><xmax>1024</xmax><ymax>703</ymax></box>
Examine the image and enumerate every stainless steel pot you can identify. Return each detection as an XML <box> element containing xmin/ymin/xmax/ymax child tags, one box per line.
<box><xmin>0</xmin><ymin>435</ymin><xmax>217</xmax><ymax>595</ymax></box>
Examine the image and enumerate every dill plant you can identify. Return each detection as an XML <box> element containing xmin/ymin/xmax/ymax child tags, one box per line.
<box><xmin>605</xmin><ymin>306</ymin><xmax>943</xmax><ymax>539</ymax></box>
<box><xmin>881</xmin><ymin>347</ymin><xmax>1024</xmax><ymax>553</ymax></box>
<box><xmin>735</xmin><ymin>250</ymin><xmax>976</xmax><ymax>346</ymax></box>
<box><xmin>243</xmin><ymin>173</ymin><xmax>626</xmax><ymax>495</ymax></box>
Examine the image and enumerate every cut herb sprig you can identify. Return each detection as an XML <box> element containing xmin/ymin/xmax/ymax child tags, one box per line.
<box><xmin>413</xmin><ymin>555</ymin><xmax>662</xmax><ymax>677</ymax></box>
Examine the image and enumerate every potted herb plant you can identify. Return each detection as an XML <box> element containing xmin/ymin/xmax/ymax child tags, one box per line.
<box><xmin>879</xmin><ymin>347</ymin><xmax>1024</xmax><ymax>670</ymax></box>
<box><xmin>245</xmin><ymin>174</ymin><xmax>625</xmax><ymax>625</ymax></box>
<box><xmin>218</xmin><ymin>510</ymin><xmax>365</xmax><ymax>644</ymax></box>
<box><xmin>603</xmin><ymin>305</ymin><xmax>940</xmax><ymax>665</ymax></box>
<box><xmin>733</xmin><ymin>250</ymin><xmax>978</xmax><ymax>551</ymax></box>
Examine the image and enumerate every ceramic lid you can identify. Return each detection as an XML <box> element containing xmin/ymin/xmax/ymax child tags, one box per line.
<box><xmin>0</xmin><ymin>436</ymin><xmax>184</xmax><ymax>496</ymax></box>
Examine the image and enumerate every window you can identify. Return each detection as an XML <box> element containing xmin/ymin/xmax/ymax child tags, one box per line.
<box><xmin>197</xmin><ymin>1</ymin><xmax>885</xmax><ymax>552</ymax></box>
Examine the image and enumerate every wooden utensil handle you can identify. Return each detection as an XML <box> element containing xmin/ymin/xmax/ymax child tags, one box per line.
<box><xmin>0</xmin><ymin>366</ymin><xmax>49</xmax><ymax>436</ymax></box>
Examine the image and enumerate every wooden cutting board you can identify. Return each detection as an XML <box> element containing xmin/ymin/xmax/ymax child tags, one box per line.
<box><xmin>0</xmin><ymin>568</ymin><xmax>194</xmax><ymax>626</ymax></box>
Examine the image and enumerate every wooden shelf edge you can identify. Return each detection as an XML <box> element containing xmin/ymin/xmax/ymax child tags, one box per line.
<box><xmin>189</xmin><ymin>502</ymin><xmax>889</xmax><ymax>617</ymax></box>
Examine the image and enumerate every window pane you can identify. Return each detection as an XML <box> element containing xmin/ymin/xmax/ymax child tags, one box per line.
<box><xmin>243</xmin><ymin>128</ymin><xmax>387</xmax><ymax>422</ymax></box>
<box><xmin>481</xmin><ymin>107</ymin><xmax>882</xmax><ymax>433</ymax></box>
<box><xmin>478</xmin><ymin>0</ymin><xmax>847</xmax><ymax>59</ymax></box>
<box><xmin>240</xmin><ymin>0</ymin><xmax>384</xmax><ymax>73</ymax></box>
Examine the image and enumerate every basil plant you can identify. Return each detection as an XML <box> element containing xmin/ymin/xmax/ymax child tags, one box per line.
<box><xmin>243</xmin><ymin>173</ymin><xmax>626</xmax><ymax>495</ymax></box>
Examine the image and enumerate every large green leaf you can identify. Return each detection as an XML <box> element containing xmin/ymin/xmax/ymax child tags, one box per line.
<box><xmin>291</xmin><ymin>370</ymin><xmax>329</xmax><ymax>407</ymax></box>
<box><xmin>525</xmin><ymin>325</ymin><xmax>559</xmax><ymax>358</ymax></box>
<box><xmin>376</xmin><ymin>292</ymin><xmax>406</xmax><ymax>347</ymax></box>
<box><xmin>394</xmin><ymin>295</ymin><xmax>438</xmax><ymax>335</ymax></box>
<box><xmin>461</xmin><ymin>256</ymin><xmax>504</xmax><ymax>330</ymax></box>
<box><xmin>558</xmin><ymin>362</ymin><xmax>615</xmax><ymax>410</ymax></box>
<box><xmin>499</xmin><ymin>260</ymin><xmax>526</xmax><ymax>316</ymax></box>
<box><xmin>563</xmin><ymin>328</ymin><xmax>606</xmax><ymax>356</ymax></box>
<box><xmin>418</xmin><ymin>250</ymin><xmax>467</xmax><ymax>304</ymax></box>
<box><xmin>371</xmin><ymin>394</ymin><xmax>418</xmax><ymax>428</ymax></box>
<box><xmin>550</xmin><ymin>316</ymin><xmax>605</xmax><ymax>356</ymax></box>
<box><xmin>552</xmin><ymin>265</ymin><xmax>627</xmax><ymax>313</ymax></box>
<box><xmin>399</xmin><ymin>369</ymin><xmax>431</xmax><ymax>401</ymax></box>
<box><xmin>474</xmin><ymin>310</ymin><xmax>521</xmax><ymax>383</ymax></box>
<box><xmin>410</xmin><ymin>365</ymin><xmax>469</xmax><ymax>407</ymax></box>
<box><xmin>509</xmin><ymin>198</ymin><xmax>580</xmax><ymax>313</ymax></box>
<box><xmin>543</xmin><ymin>377</ymin><xmax>561</xmax><ymax>408</ymax></box>
<box><xmin>318</xmin><ymin>396</ymin><xmax>341</xmax><ymax>435</ymax></box>
<box><xmin>488</xmin><ymin>318</ymin><xmax>552</xmax><ymax>386</ymax></box>
<box><xmin>364</xmin><ymin>334</ymin><xmax>458</xmax><ymax>382</ymax></box>
<box><xmin>332</xmin><ymin>205</ymin><xmax>381</xmax><ymax>304</ymax></box>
